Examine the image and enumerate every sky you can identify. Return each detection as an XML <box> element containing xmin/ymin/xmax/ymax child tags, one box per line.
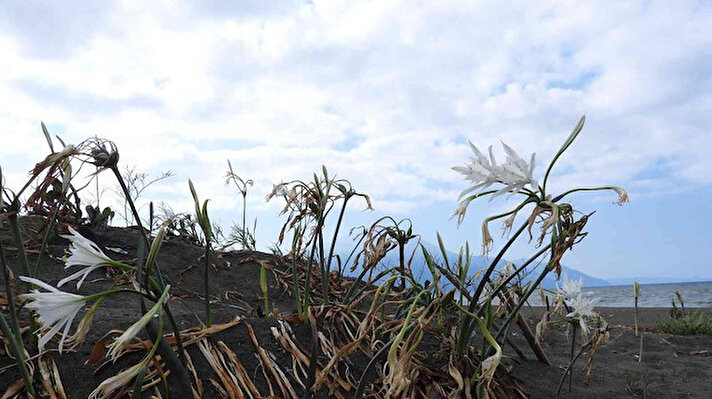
<box><xmin>0</xmin><ymin>1</ymin><xmax>711</xmax><ymax>283</ymax></box>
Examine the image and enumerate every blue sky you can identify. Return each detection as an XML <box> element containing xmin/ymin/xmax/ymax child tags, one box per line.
<box><xmin>0</xmin><ymin>1</ymin><xmax>710</xmax><ymax>282</ymax></box>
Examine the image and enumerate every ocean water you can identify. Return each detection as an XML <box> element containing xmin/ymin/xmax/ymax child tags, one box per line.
<box><xmin>531</xmin><ymin>281</ymin><xmax>712</xmax><ymax>308</ymax></box>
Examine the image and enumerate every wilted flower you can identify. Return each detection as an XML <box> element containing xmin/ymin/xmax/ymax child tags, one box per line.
<box><xmin>106</xmin><ymin>286</ymin><xmax>169</xmax><ymax>361</ymax></box>
<box><xmin>479</xmin><ymin>344</ymin><xmax>502</xmax><ymax>385</ymax></box>
<box><xmin>481</xmin><ymin>220</ymin><xmax>494</xmax><ymax>256</ymax></box>
<box><xmin>451</xmin><ymin>198</ymin><xmax>470</xmax><ymax>226</ymax></box>
<box><xmin>566</xmin><ymin>295</ymin><xmax>598</xmax><ymax>334</ymax></box>
<box><xmin>58</xmin><ymin>226</ymin><xmax>118</xmax><ymax>289</ymax></box>
<box><xmin>265</xmin><ymin>182</ymin><xmax>288</xmax><ymax>201</ymax></box>
<box><xmin>613</xmin><ymin>186</ymin><xmax>630</xmax><ymax>205</ymax></box>
<box><xmin>19</xmin><ymin>276</ymin><xmax>87</xmax><ymax>353</ymax></box>
<box><xmin>89</xmin><ymin>359</ymin><xmax>148</xmax><ymax>399</ymax></box>
<box><xmin>31</xmin><ymin>144</ymin><xmax>79</xmax><ymax>176</ymax></box>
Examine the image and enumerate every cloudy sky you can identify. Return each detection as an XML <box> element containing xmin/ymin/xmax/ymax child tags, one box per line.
<box><xmin>1</xmin><ymin>1</ymin><xmax>711</xmax><ymax>282</ymax></box>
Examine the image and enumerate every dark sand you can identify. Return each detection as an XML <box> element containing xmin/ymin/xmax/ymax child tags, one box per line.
<box><xmin>510</xmin><ymin>307</ymin><xmax>712</xmax><ymax>398</ymax></box>
<box><xmin>2</xmin><ymin>223</ymin><xmax>711</xmax><ymax>398</ymax></box>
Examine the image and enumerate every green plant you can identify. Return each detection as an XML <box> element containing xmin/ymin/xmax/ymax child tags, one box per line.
<box><xmin>675</xmin><ymin>290</ymin><xmax>686</xmax><ymax>315</ymax></box>
<box><xmin>189</xmin><ymin>179</ymin><xmax>213</xmax><ymax>327</ymax></box>
<box><xmin>84</xmin><ymin>204</ymin><xmax>115</xmax><ymax>228</ymax></box>
<box><xmin>441</xmin><ymin>116</ymin><xmax>629</xmax><ymax>395</ymax></box>
<box><xmin>656</xmin><ymin>312</ymin><xmax>712</xmax><ymax>335</ymax></box>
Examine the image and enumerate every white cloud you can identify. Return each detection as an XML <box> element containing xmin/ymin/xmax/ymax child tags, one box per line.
<box><xmin>1</xmin><ymin>0</ymin><xmax>710</xmax><ymax>219</ymax></box>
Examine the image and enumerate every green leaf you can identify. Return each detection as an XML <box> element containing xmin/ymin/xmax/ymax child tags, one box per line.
<box><xmin>436</xmin><ymin>233</ymin><xmax>450</xmax><ymax>271</ymax></box>
<box><xmin>41</xmin><ymin>121</ymin><xmax>55</xmax><ymax>153</ymax></box>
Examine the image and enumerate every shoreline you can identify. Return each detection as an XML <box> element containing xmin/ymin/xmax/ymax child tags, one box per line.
<box><xmin>521</xmin><ymin>306</ymin><xmax>712</xmax><ymax>329</ymax></box>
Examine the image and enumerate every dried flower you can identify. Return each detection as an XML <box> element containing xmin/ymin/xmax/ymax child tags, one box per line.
<box><xmin>265</xmin><ymin>182</ymin><xmax>288</xmax><ymax>201</ymax></box>
<box><xmin>481</xmin><ymin>220</ymin><xmax>494</xmax><ymax>256</ymax></box>
<box><xmin>88</xmin><ymin>359</ymin><xmax>147</xmax><ymax>399</ymax></box>
<box><xmin>106</xmin><ymin>286</ymin><xmax>169</xmax><ymax>361</ymax></box>
<box><xmin>613</xmin><ymin>186</ymin><xmax>629</xmax><ymax>205</ymax></box>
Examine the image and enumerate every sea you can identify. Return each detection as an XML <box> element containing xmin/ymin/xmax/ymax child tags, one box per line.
<box><xmin>529</xmin><ymin>281</ymin><xmax>712</xmax><ymax>308</ymax></box>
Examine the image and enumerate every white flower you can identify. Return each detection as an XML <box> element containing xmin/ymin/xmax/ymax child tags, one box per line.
<box><xmin>490</xmin><ymin>142</ymin><xmax>537</xmax><ymax>199</ymax></box>
<box><xmin>19</xmin><ymin>276</ymin><xmax>87</xmax><ymax>353</ymax></box>
<box><xmin>566</xmin><ymin>295</ymin><xmax>598</xmax><ymax>335</ymax></box>
<box><xmin>58</xmin><ymin>226</ymin><xmax>116</xmax><ymax>289</ymax></box>
<box><xmin>452</xmin><ymin>141</ymin><xmax>537</xmax><ymax>209</ymax></box>
<box><xmin>106</xmin><ymin>286</ymin><xmax>169</xmax><ymax>361</ymax></box>
<box><xmin>555</xmin><ymin>274</ymin><xmax>584</xmax><ymax>302</ymax></box>
<box><xmin>452</xmin><ymin>142</ymin><xmax>499</xmax><ymax>199</ymax></box>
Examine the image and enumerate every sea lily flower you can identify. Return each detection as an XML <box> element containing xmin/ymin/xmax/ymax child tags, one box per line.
<box><xmin>566</xmin><ymin>294</ymin><xmax>598</xmax><ymax>334</ymax></box>
<box><xmin>106</xmin><ymin>286</ymin><xmax>170</xmax><ymax>361</ymax></box>
<box><xmin>555</xmin><ymin>274</ymin><xmax>584</xmax><ymax>302</ymax></box>
<box><xmin>19</xmin><ymin>276</ymin><xmax>87</xmax><ymax>353</ymax></box>
<box><xmin>58</xmin><ymin>226</ymin><xmax>117</xmax><ymax>289</ymax></box>
<box><xmin>452</xmin><ymin>142</ymin><xmax>499</xmax><ymax>199</ymax></box>
<box><xmin>490</xmin><ymin>142</ymin><xmax>537</xmax><ymax>199</ymax></box>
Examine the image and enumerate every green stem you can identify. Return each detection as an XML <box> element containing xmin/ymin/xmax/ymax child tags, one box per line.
<box><xmin>291</xmin><ymin>230</ymin><xmax>303</xmax><ymax>315</ymax></box>
<box><xmin>204</xmin><ymin>242</ymin><xmax>212</xmax><ymax>327</ymax></box>
<box><xmin>459</xmin><ymin>221</ymin><xmax>528</xmax><ymax>352</ymax></box>
<box><xmin>398</xmin><ymin>242</ymin><xmax>406</xmax><ymax>290</ymax></box>
<box><xmin>554</xmin><ymin>336</ymin><xmax>593</xmax><ymax>399</ymax></box>
<box><xmin>0</xmin><ymin>313</ymin><xmax>35</xmax><ymax>397</ymax></box>
<box><xmin>318</xmin><ymin>215</ymin><xmax>328</xmax><ymax>305</ymax></box>
<box><xmin>483</xmin><ymin>244</ymin><xmax>552</xmax><ymax>310</ymax></box>
<box><xmin>9</xmin><ymin>215</ymin><xmax>32</xmax><ymax>280</ymax></box>
<box><xmin>569</xmin><ymin>323</ymin><xmax>576</xmax><ymax>393</ymax></box>
<box><xmin>493</xmin><ymin>263</ymin><xmax>551</xmax><ymax>345</ymax></box>
<box><xmin>1</xmin><ymin>240</ymin><xmax>23</xmax><ymax>344</ymax></box>
<box><xmin>32</xmin><ymin>203</ymin><xmax>62</xmax><ymax>277</ymax></box>
<box><xmin>110</xmin><ymin>167</ymin><xmax>190</xmax><ymax>397</ymax></box>
<box><xmin>552</xmin><ymin>186</ymin><xmax>620</xmax><ymax>203</ymax></box>
<box><xmin>242</xmin><ymin>193</ymin><xmax>247</xmax><ymax>250</ymax></box>
<box><xmin>325</xmin><ymin>198</ymin><xmax>348</xmax><ymax>283</ymax></box>
<box><xmin>9</xmin><ymin>214</ymin><xmax>38</xmax><ymax>347</ymax></box>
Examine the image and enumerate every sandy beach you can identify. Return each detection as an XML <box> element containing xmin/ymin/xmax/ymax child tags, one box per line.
<box><xmin>511</xmin><ymin>307</ymin><xmax>712</xmax><ymax>398</ymax></box>
<box><xmin>1</xmin><ymin>224</ymin><xmax>710</xmax><ymax>398</ymax></box>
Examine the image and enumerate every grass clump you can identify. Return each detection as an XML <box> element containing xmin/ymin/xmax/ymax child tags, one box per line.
<box><xmin>656</xmin><ymin>311</ymin><xmax>712</xmax><ymax>335</ymax></box>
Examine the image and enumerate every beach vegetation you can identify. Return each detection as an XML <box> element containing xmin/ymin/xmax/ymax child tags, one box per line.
<box><xmin>657</xmin><ymin>311</ymin><xmax>712</xmax><ymax>335</ymax></box>
<box><xmin>0</xmin><ymin>116</ymin><xmax>631</xmax><ymax>398</ymax></box>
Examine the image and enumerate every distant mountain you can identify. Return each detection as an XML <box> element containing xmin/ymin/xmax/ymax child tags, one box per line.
<box><xmin>606</xmin><ymin>277</ymin><xmax>712</xmax><ymax>286</ymax></box>
<box><xmin>518</xmin><ymin>261</ymin><xmax>610</xmax><ymax>289</ymax></box>
<box><xmin>341</xmin><ymin>239</ymin><xmax>609</xmax><ymax>289</ymax></box>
